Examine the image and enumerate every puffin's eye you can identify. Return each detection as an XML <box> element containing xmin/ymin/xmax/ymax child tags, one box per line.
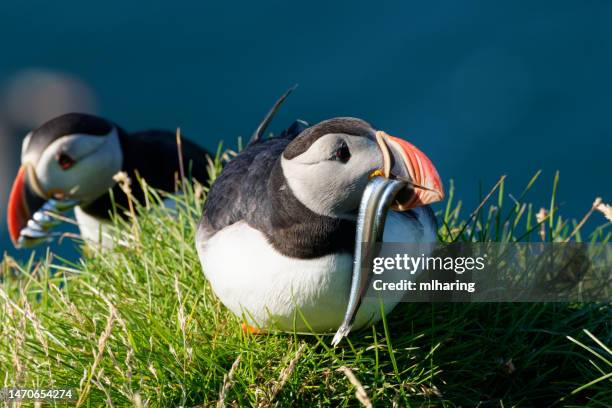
<box><xmin>332</xmin><ymin>142</ymin><xmax>351</xmax><ymax>163</ymax></box>
<box><xmin>57</xmin><ymin>152</ymin><xmax>76</xmax><ymax>170</ymax></box>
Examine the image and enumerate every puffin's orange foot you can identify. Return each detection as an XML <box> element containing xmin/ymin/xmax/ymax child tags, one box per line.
<box><xmin>241</xmin><ymin>323</ymin><xmax>262</xmax><ymax>334</ymax></box>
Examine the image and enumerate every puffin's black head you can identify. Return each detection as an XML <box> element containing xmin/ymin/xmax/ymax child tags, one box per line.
<box><xmin>280</xmin><ymin>117</ymin><xmax>444</xmax><ymax>217</ymax></box>
<box><xmin>7</xmin><ymin>113</ymin><xmax>123</xmax><ymax>245</ymax></box>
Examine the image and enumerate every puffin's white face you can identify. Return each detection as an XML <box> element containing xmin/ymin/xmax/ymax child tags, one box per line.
<box><xmin>281</xmin><ymin>133</ymin><xmax>382</xmax><ymax>217</ymax></box>
<box><xmin>23</xmin><ymin>127</ymin><xmax>123</xmax><ymax>203</ymax></box>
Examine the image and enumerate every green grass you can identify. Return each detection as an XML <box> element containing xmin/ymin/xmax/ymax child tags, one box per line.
<box><xmin>1</xmin><ymin>158</ymin><xmax>610</xmax><ymax>407</ymax></box>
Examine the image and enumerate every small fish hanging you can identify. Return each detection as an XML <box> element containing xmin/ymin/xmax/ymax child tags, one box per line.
<box><xmin>16</xmin><ymin>199</ymin><xmax>79</xmax><ymax>248</ymax></box>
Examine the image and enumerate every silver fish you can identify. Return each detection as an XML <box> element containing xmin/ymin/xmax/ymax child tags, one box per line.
<box><xmin>32</xmin><ymin>210</ymin><xmax>61</xmax><ymax>230</ymax></box>
<box><xmin>331</xmin><ymin>176</ymin><xmax>406</xmax><ymax>347</ymax></box>
<box><xmin>16</xmin><ymin>199</ymin><xmax>79</xmax><ymax>248</ymax></box>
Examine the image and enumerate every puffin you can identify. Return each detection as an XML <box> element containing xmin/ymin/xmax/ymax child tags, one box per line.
<box><xmin>196</xmin><ymin>114</ymin><xmax>444</xmax><ymax>341</ymax></box>
<box><xmin>7</xmin><ymin>112</ymin><xmax>211</xmax><ymax>248</ymax></box>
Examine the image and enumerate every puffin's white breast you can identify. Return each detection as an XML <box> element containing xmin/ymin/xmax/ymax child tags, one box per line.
<box><xmin>74</xmin><ymin>196</ymin><xmax>180</xmax><ymax>249</ymax></box>
<box><xmin>197</xmin><ymin>209</ymin><xmax>436</xmax><ymax>333</ymax></box>
<box><xmin>74</xmin><ymin>206</ymin><xmax>113</xmax><ymax>248</ymax></box>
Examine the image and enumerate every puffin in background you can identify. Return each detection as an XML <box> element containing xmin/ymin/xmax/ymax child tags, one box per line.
<box><xmin>196</xmin><ymin>110</ymin><xmax>444</xmax><ymax>338</ymax></box>
<box><xmin>7</xmin><ymin>113</ymin><xmax>211</xmax><ymax>248</ymax></box>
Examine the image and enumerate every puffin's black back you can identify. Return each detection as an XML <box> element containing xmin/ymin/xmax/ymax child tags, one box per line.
<box><xmin>82</xmin><ymin>128</ymin><xmax>211</xmax><ymax>219</ymax></box>
<box><xmin>200</xmin><ymin>121</ymin><xmax>357</xmax><ymax>259</ymax></box>
<box><xmin>202</xmin><ymin>137</ymin><xmax>289</xmax><ymax>233</ymax></box>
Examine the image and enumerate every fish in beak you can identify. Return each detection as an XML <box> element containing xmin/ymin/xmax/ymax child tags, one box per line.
<box><xmin>7</xmin><ymin>165</ymin><xmax>77</xmax><ymax>248</ymax></box>
<box><xmin>332</xmin><ymin>132</ymin><xmax>444</xmax><ymax>346</ymax></box>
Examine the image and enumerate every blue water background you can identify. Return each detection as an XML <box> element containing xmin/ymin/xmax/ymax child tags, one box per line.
<box><xmin>1</xmin><ymin>1</ymin><xmax>610</xmax><ymax>259</ymax></box>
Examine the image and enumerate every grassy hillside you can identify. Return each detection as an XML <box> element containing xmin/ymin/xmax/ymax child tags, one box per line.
<box><xmin>1</xmin><ymin>155</ymin><xmax>610</xmax><ymax>407</ymax></box>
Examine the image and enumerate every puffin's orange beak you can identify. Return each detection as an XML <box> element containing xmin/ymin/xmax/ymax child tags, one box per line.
<box><xmin>7</xmin><ymin>165</ymin><xmax>46</xmax><ymax>247</ymax></box>
<box><xmin>7</xmin><ymin>166</ymin><xmax>30</xmax><ymax>246</ymax></box>
<box><xmin>374</xmin><ymin>131</ymin><xmax>444</xmax><ymax>210</ymax></box>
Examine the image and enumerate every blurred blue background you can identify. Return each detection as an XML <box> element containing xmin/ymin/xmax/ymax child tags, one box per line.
<box><xmin>1</xmin><ymin>0</ymin><xmax>611</xmax><ymax>258</ymax></box>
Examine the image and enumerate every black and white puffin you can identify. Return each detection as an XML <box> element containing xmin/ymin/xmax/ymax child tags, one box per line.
<box><xmin>7</xmin><ymin>113</ymin><xmax>211</xmax><ymax>248</ymax></box>
<box><xmin>196</xmin><ymin>115</ymin><xmax>444</xmax><ymax>337</ymax></box>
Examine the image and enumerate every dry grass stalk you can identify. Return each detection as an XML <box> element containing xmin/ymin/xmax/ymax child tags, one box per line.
<box><xmin>44</xmin><ymin>210</ymin><xmax>80</xmax><ymax>226</ymax></box>
<box><xmin>113</xmin><ymin>171</ymin><xmax>133</xmax><ymax>203</ymax></box>
<box><xmin>51</xmin><ymin>283</ymin><xmax>87</xmax><ymax>327</ymax></box>
<box><xmin>594</xmin><ymin>197</ymin><xmax>612</xmax><ymax>222</ymax></box>
<box><xmin>113</xmin><ymin>171</ymin><xmax>141</xmax><ymax>243</ymax></box>
<box><xmin>175</xmin><ymin>279</ymin><xmax>193</xmax><ymax>365</ymax></box>
<box><xmin>132</xmin><ymin>393</ymin><xmax>146</xmax><ymax>408</ymax></box>
<box><xmin>193</xmin><ymin>180</ymin><xmax>206</xmax><ymax>205</ymax></box>
<box><xmin>258</xmin><ymin>343</ymin><xmax>307</xmax><ymax>407</ymax></box>
<box><xmin>1</xmin><ymin>285</ymin><xmax>56</xmax><ymax>360</ymax></box>
<box><xmin>217</xmin><ymin>355</ymin><xmax>242</xmax><ymax>408</ymax></box>
<box><xmin>564</xmin><ymin>197</ymin><xmax>604</xmax><ymax>242</ymax></box>
<box><xmin>2</xmin><ymin>296</ymin><xmax>25</xmax><ymax>384</ymax></box>
<box><xmin>452</xmin><ymin>175</ymin><xmax>506</xmax><ymax>241</ymax></box>
<box><xmin>57</xmin><ymin>232</ymin><xmax>85</xmax><ymax>245</ymax></box>
<box><xmin>337</xmin><ymin>366</ymin><xmax>373</xmax><ymax>408</ymax></box>
<box><xmin>536</xmin><ymin>207</ymin><xmax>548</xmax><ymax>241</ymax></box>
<box><xmin>21</xmin><ymin>291</ymin><xmax>50</xmax><ymax>357</ymax></box>
<box><xmin>76</xmin><ymin>307</ymin><xmax>117</xmax><ymax>407</ymax></box>
<box><xmin>148</xmin><ymin>363</ymin><xmax>158</xmax><ymax>381</ymax></box>
<box><xmin>174</xmin><ymin>276</ymin><xmax>187</xmax><ymax>346</ymax></box>
<box><xmin>176</xmin><ymin>128</ymin><xmax>187</xmax><ymax>190</ymax></box>
<box><xmin>93</xmin><ymin>368</ymin><xmax>115</xmax><ymax>408</ymax></box>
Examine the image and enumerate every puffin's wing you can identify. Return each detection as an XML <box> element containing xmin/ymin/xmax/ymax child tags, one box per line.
<box><xmin>82</xmin><ymin>129</ymin><xmax>212</xmax><ymax>220</ymax></box>
<box><xmin>199</xmin><ymin>138</ymin><xmax>288</xmax><ymax>239</ymax></box>
<box><xmin>122</xmin><ymin>129</ymin><xmax>212</xmax><ymax>188</ymax></box>
<box><xmin>277</xmin><ymin>119</ymin><xmax>310</xmax><ymax>140</ymax></box>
